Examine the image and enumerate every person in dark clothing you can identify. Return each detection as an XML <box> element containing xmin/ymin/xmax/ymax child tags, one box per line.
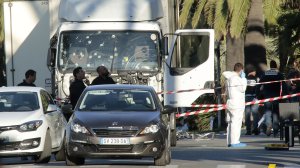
<box><xmin>69</xmin><ymin>67</ymin><xmax>89</xmax><ymax>109</ymax></box>
<box><xmin>91</xmin><ymin>66</ymin><xmax>115</xmax><ymax>85</ymax></box>
<box><xmin>18</xmin><ymin>69</ymin><xmax>36</xmax><ymax>87</ymax></box>
<box><xmin>259</xmin><ymin>60</ymin><xmax>287</xmax><ymax>136</ymax></box>
<box><xmin>287</xmin><ymin>59</ymin><xmax>300</xmax><ymax>102</ymax></box>
<box><xmin>244</xmin><ymin>65</ymin><xmax>259</xmax><ymax>135</ymax></box>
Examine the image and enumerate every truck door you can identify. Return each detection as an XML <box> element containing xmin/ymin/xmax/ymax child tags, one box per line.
<box><xmin>164</xmin><ymin>29</ymin><xmax>215</xmax><ymax>107</ymax></box>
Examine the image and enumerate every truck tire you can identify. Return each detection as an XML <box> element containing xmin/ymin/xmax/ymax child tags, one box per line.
<box><xmin>35</xmin><ymin>130</ymin><xmax>52</xmax><ymax>163</ymax></box>
<box><xmin>170</xmin><ymin>130</ymin><xmax>177</xmax><ymax>147</ymax></box>
<box><xmin>54</xmin><ymin>135</ymin><xmax>66</xmax><ymax>161</ymax></box>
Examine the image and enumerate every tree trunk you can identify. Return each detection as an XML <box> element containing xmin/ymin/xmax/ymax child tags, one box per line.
<box><xmin>226</xmin><ymin>33</ymin><xmax>244</xmax><ymax>71</ymax></box>
<box><xmin>244</xmin><ymin>0</ymin><xmax>266</xmax><ymax>76</ymax></box>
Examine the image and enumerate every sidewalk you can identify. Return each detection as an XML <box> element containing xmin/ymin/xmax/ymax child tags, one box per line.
<box><xmin>175</xmin><ymin>131</ymin><xmax>300</xmax><ymax>168</ymax></box>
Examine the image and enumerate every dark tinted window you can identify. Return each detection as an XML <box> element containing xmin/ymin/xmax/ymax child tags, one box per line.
<box><xmin>78</xmin><ymin>89</ymin><xmax>156</xmax><ymax>111</ymax></box>
<box><xmin>0</xmin><ymin>92</ymin><xmax>39</xmax><ymax>112</ymax></box>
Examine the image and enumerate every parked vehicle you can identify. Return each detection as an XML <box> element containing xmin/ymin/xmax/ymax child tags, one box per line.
<box><xmin>47</xmin><ymin>0</ymin><xmax>215</xmax><ymax>147</ymax></box>
<box><xmin>65</xmin><ymin>84</ymin><xmax>173</xmax><ymax>166</ymax></box>
<box><xmin>3</xmin><ymin>0</ymin><xmax>215</xmax><ymax>147</ymax></box>
<box><xmin>0</xmin><ymin>87</ymin><xmax>67</xmax><ymax>163</ymax></box>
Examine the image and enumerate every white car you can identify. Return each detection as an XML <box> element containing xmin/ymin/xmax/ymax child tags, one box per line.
<box><xmin>0</xmin><ymin>87</ymin><xmax>67</xmax><ymax>163</ymax></box>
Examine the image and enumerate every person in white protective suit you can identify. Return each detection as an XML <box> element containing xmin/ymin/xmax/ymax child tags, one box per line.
<box><xmin>223</xmin><ymin>63</ymin><xmax>247</xmax><ymax>147</ymax></box>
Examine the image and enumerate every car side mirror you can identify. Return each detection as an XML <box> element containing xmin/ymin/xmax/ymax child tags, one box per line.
<box><xmin>161</xmin><ymin>36</ymin><xmax>169</xmax><ymax>55</ymax></box>
<box><xmin>162</xmin><ymin>105</ymin><xmax>174</xmax><ymax>114</ymax></box>
<box><xmin>46</xmin><ymin>104</ymin><xmax>58</xmax><ymax>113</ymax></box>
<box><xmin>47</xmin><ymin>47</ymin><xmax>56</xmax><ymax>67</ymax></box>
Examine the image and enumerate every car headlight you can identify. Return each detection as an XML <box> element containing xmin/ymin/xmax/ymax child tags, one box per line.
<box><xmin>18</xmin><ymin>120</ymin><xmax>43</xmax><ymax>132</ymax></box>
<box><xmin>71</xmin><ymin>122</ymin><xmax>90</xmax><ymax>134</ymax></box>
<box><xmin>140</xmin><ymin>124</ymin><xmax>160</xmax><ymax>134</ymax></box>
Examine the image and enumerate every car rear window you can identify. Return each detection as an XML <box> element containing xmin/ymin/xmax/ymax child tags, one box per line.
<box><xmin>78</xmin><ymin>89</ymin><xmax>156</xmax><ymax>111</ymax></box>
<box><xmin>0</xmin><ymin>92</ymin><xmax>40</xmax><ymax>112</ymax></box>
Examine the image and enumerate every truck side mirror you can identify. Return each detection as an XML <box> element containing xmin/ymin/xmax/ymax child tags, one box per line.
<box><xmin>47</xmin><ymin>47</ymin><xmax>56</xmax><ymax>67</ymax></box>
<box><xmin>162</xmin><ymin>36</ymin><xmax>169</xmax><ymax>55</ymax></box>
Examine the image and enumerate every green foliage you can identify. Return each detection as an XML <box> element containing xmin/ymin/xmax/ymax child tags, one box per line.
<box><xmin>179</xmin><ymin>0</ymin><xmax>195</xmax><ymax>28</ymax></box>
<box><xmin>229</xmin><ymin>0</ymin><xmax>250</xmax><ymax>38</ymax></box>
<box><xmin>264</xmin><ymin>0</ymin><xmax>281</xmax><ymax>26</ymax></box>
<box><xmin>191</xmin><ymin>0</ymin><xmax>207</xmax><ymax>28</ymax></box>
<box><xmin>214</xmin><ymin>0</ymin><xmax>229</xmax><ymax>40</ymax></box>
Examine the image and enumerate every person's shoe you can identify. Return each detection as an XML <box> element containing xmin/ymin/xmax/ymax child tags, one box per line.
<box><xmin>229</xmin><ymin>143</ymin><xmax>247</xmax><ymax>148</ymax></box>
<box><xmin>266</xmin><ymin>127</ymin><xmax>272</xmax><ymax>136</ymax></box>
<box><xmin>252</xmin><ymin>129</ymin><xmax>259</xmax><ymax>135</ymax></box>
<box><xmin>245</xmin><ymin>131</ymin><xmax>251</xmax><ymax>135</ymax></box>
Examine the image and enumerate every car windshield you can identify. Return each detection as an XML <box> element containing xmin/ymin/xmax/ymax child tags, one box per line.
<box><xmin>57</xmin><ymin>31</ymin><xmax>159</xmax><ymax>73</ymax></box>
<box><xmin>0</xmin><ymin>92</ymin><xmax>40</xmax><ymax>112</ymax></box>
<box><xmin>78</xmin><ymin>89</ymin><xmax>156</xmax><ymax>111</ymax></box>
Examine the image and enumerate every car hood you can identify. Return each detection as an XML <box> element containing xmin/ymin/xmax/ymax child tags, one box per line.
<box><xmin>0</xmin><ymin>111</ymin><xmax>42</xmax><ymax>126</ymax></box>
<box><xmin>72</xmin><ymin>111</ymin><xmax>160</xmax><ymax>128</ymax></box>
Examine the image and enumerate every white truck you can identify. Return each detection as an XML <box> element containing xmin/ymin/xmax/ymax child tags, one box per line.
<box><xmin>4</xmin><ymin>0</ymin><xmax>215</xmax><ymax>146</ymax></box>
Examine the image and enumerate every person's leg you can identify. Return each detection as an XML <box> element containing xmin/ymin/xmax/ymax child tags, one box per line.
<box><xmin>251</xmin><ymin>103</ymin><xmax>260</xmax><ymax>135</ymax></box>
<box><xmin>230</xmin><ymin>108</ymin><xmax>244</xmax><ymax>144</ymax></box>
<box><xmin>264</xmin><ymin>102</ymin><xmax>273</xmax><ymax>136</ymax></box>
<box><xmin>272</xmin><ymin>101</ymin><xmax>280</xmax><ymax>136</ymax></box>
<box><xmin>245</xmin><ymin>96</ymin><xmax>252</xmax><ymax>135</ymax></box>
<box><xmin>227</xmin><ymin>111</ymin><xmax>232</xmax><ymax>146</ymax></box>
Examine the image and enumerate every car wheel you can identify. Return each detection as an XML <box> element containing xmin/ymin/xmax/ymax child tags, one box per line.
<box><xmin>65</xmin><ymin>144</ymin><xmax>85</xmax><ymax>166</ymax></box>
<box><xmin>54</xmin><ymin>135</ymin><xmax>66</xmax><ymax>161</ymax></box>
<box><xmin>66</xmin><ymin>154</ymin><xmax>85</xmax><ymax>166</ymax></box>
<box><xmin>170</xmin><ymin>130</ymin><xmax>177</xmax><ymax>147</ymax></box>
<box><xmin>35</xmin><ymin>130</ymin><xmax>52</xmax><ymax>163</ymax></box>
<box><xmin>154</xmin><ymin>139</ymin><xmax>171</xmax><ymax>166</ymax></box>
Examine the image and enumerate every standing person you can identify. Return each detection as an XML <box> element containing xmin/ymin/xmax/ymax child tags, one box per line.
<box><xmin>17</xmin><ymin>69</ymin><xmax>36</xmax><ymax>87</ymax></box>
<box><xmin>223</xmin><ymin>63</ymin><xmax>247</xmax><ymax>147</ymax></box>
<box><xmin>91</xmin><ymin>66</ymin><xmax>115</xmax><ymax>85</ymax></box>
<box><xmin>287</xmin><ymin>58</ymin><xmax>300</xmax><ymax>103</ymax></box>
<box><xmin>244</xmin><ymin>65</ymin><xmax>260</xmax><ymax>135</ymax></box>
<box><xmin>69</xmin><ymin>67</ymin><xmax>89</xmax><ymax>109</ymax></box>
<box><xmin>259</xmin><ymin>60</ymin><xmax>286</xmax><ymax>136</ymax></box>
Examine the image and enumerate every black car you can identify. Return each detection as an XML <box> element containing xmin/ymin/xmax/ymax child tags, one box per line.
<box><xmin>64</xmin><ymin>84</ymin><xmax>172</xmax><ymax>166</ymax></box>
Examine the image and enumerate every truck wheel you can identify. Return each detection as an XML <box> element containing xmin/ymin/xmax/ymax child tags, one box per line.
<box><xmin>65</xmin><ymin>147</ymin><xmax>85</xmax><ymax>166</ymax></box>
<box><xmin>54</xmin><ymin>136</ymin><xmax>66</xmax><ymax>161</ymax></box>
<box><xmin>154</xmin><ymin>139</ymin><xmax>171</xmax><ymax>166</ymax></box>
<box><xmin>170</xmin><ymin>130</ymin><xmax>177</xmax><ymax>146</ymax></box>
<box><xmin>35</xmin><ymin>130</ymin><xmax>52</xmax><ymax>163</ymax></box>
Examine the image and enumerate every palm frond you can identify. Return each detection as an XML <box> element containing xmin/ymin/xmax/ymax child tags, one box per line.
<box><xmin>227</xmin><ymin>0</ymin><xmax>235</xmax><ymax>16</ymax></box>
<box><xmin>204</xmin><ymin>0</ymin><xmax>216</xmax><ymax>27</ymax></box>
<box><xmin>179</xmin><ymin>0</ymin><xmax>195</xmax><ymax>28</ymax></box>
<box><xmin>263</xmin><ymin>0</ymin><xmax>282</xmax><ymax>25</ymax></box>
<box><xmin>229</xmin><ymin>0</ymin><xmax>251</xmax><ymax>38</ymax></box>
<box><xmin>191</xmin><ymin>0</ymin><xmax>208</xmax><ymax>29</ymax></box>
<box><xmin>214</xmin><ymin>0</ymin><xmax>229</xmax><ymax>40</ymax></box>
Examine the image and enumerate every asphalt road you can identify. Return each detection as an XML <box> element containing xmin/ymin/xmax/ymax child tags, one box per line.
<box><xmin>1</xmin><ymin>133</ymin><xmax>300</xmax><ymax>168</ymax></box>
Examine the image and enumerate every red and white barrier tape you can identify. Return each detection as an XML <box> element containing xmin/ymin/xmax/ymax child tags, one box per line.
<box><xmin>157</xmin><ymin>77</ymin><xmax>300</xmax><ymax>95</ymax></box>
<box><xmin>176</xmin><ymin>92</ymin><xmax>300</xmax><ymax>118</ymax></box>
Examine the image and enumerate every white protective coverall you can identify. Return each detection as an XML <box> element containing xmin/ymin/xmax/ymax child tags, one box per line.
<box><xmin>223</xmin><ymin>71</ymin><xmax>247</xmax><ymax>145</ymax></box>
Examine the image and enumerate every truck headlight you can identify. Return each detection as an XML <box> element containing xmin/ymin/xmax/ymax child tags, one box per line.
<box><xmin>140</xmin><ymin>124</ymin><xmax>160</xmax><ymax>134</ymax></box>
<box><xmin>18</xmin><ymin>120</ymin><xmax>43</xmax><ymax>132</ymax></box>
<box><xmin>71</xmin><ymin>122</ymin><xmax>90</xmax><ymax>134</ymax></box>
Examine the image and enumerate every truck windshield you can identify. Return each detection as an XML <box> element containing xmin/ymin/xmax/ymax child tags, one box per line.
<box><xmin>57</xmin><ymin>31</ymin><xmax>160</xmax><ymax>73</ymax></box>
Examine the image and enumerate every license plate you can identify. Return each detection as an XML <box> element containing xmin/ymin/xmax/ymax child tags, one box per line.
<box><xmin>100</xmin><ymin>138</ymin><xmax>130</xmax><ymax>145</ymax></box>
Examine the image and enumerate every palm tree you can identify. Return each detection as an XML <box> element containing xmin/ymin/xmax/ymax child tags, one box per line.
<box><xmin>178</xmin><ymin>0</ymin><xmax>285</xmax><ymax>72</ymax></box>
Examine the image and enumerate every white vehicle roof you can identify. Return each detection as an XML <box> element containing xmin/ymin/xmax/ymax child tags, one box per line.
<box><xmin>0</xmin><ymin>86</ymin><xmax>45</xmax><ymax>93</ymax></box>
<box><xmin>59</xmin><ymin>0</ymin><xmax>163</xmax><ymax>22</ymax></box>
<box><xmin>58</xmin><ymin>22</ymin><xmax>161</xmax><ymax>32</ymax></box>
